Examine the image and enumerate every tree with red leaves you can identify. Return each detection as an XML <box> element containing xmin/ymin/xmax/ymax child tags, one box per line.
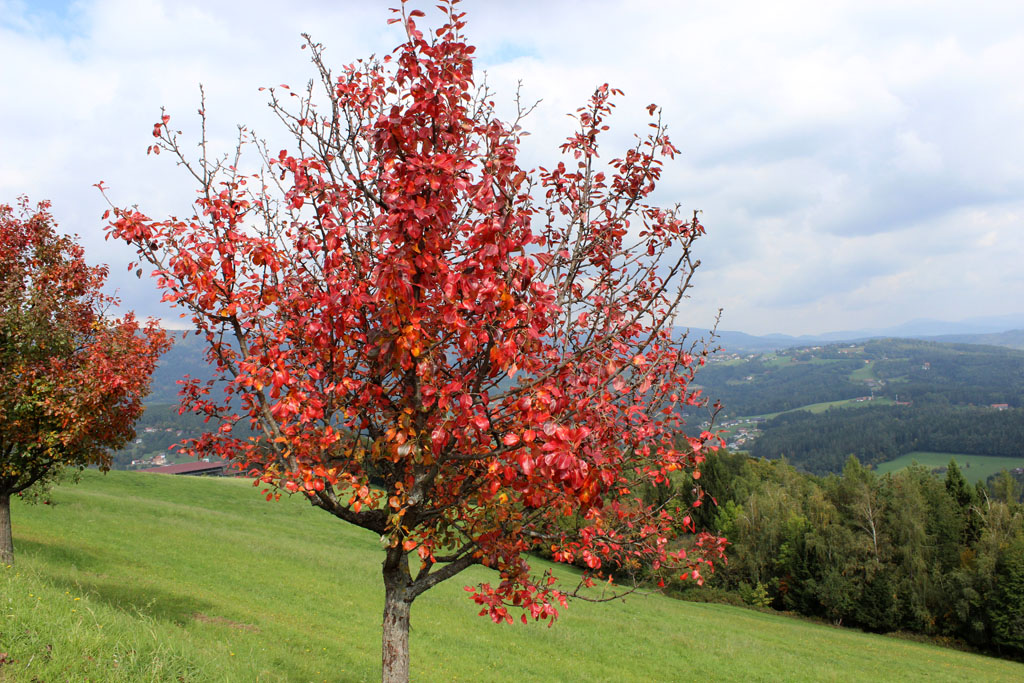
<box><xmin>105</xmin><ymin>2</ymin><xmax>725</xmax><ymax>680</ymax></box>
<box><xmin>0</xmin><ymin>198</ymin><xmax>169</xmax><ymax>566</ymax></box>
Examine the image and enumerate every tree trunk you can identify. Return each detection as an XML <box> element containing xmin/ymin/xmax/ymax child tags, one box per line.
<box><xmin>381</xmin><ymin>572</ymin><xmax>412</xmax><ymax>683</ymax></box>
<box><xmin>0</xmin><ymin>493</ymin><xmax>13</xmax><ymax>567</ymax></box>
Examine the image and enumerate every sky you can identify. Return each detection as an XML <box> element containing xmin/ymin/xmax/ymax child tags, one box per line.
<box><xmin>2</xmin><ymin>0</ymin><xmax>1023</xmax><ymax>336</ymax></box>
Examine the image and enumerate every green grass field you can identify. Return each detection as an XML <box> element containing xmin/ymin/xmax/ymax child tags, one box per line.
<box><xmin>798</xmin><ymin>396</ymin><xmax>893</xmax><ymax>415</ymax></box>
<box><xmin>3</xmin><ymin>470</ymin><xmax>1023</xmax><ymax>681</ymax></box>
<box><xmin>874</xmin><ymin>451</ymin><xmax>1024</xmax><ymax>484</ymax></box>
<box><xmin>749</xmin><ymin>396</ymin><xmax>894</xmax><ymax>421</ymax></box>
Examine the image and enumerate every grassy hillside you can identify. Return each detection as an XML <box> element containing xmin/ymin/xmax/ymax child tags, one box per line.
<box><xmin>874</xmin><ymin>451</ymin><xmax>1024</xmax><ymax>484</ymax></box>
<box><xmin>4</xmin><ymin>471</ymin><xmax>1023</xmax><ymax>681</ymax></box>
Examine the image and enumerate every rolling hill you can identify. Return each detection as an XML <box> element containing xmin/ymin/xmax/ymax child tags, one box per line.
<box><xmin>131</xmin><ymin>334</ymin><xmax>1024</xmax><ymax>476</ymax></box>
<box><xmin>694</xmin><ymin>338</ymin><xmax>1024</xmax><ymax>474</ymax></box>
<box><xmin>5</xmin><ymin>470</ymin><xmax>1023</xmax><ymax>681</ymax></box>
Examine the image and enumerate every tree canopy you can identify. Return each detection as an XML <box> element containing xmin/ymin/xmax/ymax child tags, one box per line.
<box><xmin>0</xmin><ymin>197</ymin><xmax>169</xmax><ymax>565</ymax></box>
<box><xmin>104</xmin><ymin>2</ymin><xmax>724</xmax><ymax>680</ymax></box>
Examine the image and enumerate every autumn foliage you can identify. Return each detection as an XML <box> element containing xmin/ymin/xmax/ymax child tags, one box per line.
<box><xmin>104</xmin><ymin>2</ymin><xmax>725</xmax><ymax>679</ymax></box>
<box><xmin>0</xmin><ymin>198</ymin><xmax>169</xmax><ymax>565</ymax></box>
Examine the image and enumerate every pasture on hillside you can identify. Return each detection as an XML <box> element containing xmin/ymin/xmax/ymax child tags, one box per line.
<box><xmin>3</xmin><ymin>470</ymin><xmax>1023</xmax><ymax>681</ymax></box>
<box><xmin>874</xmin><ymin>451</ymin><xmax>1024</xmax><ymax>485</ymax></box>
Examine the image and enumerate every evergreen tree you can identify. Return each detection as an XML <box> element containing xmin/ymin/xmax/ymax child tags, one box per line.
<box><xmin>989</xmin><ymin>538</ymin><xmax>1024</xmax><ymax>655</ymax></box>
<box><xmin>945</xmin><ymin>459</ymin><xmax>982</xmax><ymax>545</ymax></box>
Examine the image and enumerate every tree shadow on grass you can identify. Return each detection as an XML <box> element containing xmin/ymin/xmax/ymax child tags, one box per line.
<box><xmin>16</xmin><ymin>537</ymin><xmax>107</xmax><ymax>572</ymax></box>
<box><xmin>18</xmin><ymin>538</ymin><xmax>217</xmax><ymax>626</ymax></box>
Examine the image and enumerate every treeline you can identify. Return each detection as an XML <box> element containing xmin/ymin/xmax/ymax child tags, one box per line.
<box><xmin>666</xmin><ymin>451</ymin><xmax>1024</xmax><ymax>658</ymax></box>
<box><xmin>751</xmin><ymin>405</ymin><xmax>1024</xmax><ymax>474</ymax></box>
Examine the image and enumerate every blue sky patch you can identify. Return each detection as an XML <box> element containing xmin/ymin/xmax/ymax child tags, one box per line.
<box><xmin>2</xmin><ymin>0</ymin><xmax>84</xmax><ymax>40</ymax></box>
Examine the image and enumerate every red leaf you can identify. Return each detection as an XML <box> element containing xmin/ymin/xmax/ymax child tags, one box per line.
<box><xmin>93</xmin><ymin>0</ymin><xmax>723</xmax><ymax>634</ymax></box>
<box><xmin>518</xmin><ymin>453</ymin><xmax>534</xmax><ymax>477</ymax></box>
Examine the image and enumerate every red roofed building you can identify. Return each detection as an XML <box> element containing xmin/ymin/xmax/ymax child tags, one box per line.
<box><xmin>140</xmin><ymin>461</ymin><xmax>228</xmax><ymax>476</ymax></box>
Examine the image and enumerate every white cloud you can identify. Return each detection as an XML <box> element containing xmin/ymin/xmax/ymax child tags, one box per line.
<box><xmin>2</xmin><ymin>0</ymin><xmax>1022</xmax><ymax>336</ymax></box>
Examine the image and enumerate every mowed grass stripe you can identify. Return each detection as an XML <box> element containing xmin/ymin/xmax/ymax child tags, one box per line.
<box><xmin>4</xmin><ymin>470</ymin><xmax>1022</xmax><ymax>681</ymax></box>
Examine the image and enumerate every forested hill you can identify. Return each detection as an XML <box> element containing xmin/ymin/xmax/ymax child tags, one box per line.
<box><xmin>693</xmin><ymin>338</ymin><xmax>1024</xmax><ymax>474</ymax></box>
<box><xmin>697</xmin><ymin>338</ymin><xmax>1024</xmax><ymax>416</ymax></box>
<box><xmin>146</xmin><ymin>331</ymin><xmax>218</xmax><ymax>405</ymax></box>
<box><xmin>118</xmin><ymin>332</ymin><xmax>235</xmax><ymax>469</ymax></box>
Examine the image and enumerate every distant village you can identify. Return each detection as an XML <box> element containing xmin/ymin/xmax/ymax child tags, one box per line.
<box><xmin>125</xmin><ymin>426</ymin><xmax>185</xmax><ymax>469</ymax></box>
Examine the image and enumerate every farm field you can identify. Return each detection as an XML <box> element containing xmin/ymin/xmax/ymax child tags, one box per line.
<box><xmin>3</xmin><ymin>470</ymin><xmax>1023</xmax><ymax>681</ymax></box>
<box><xmin>801</xmin><ymin>396</ymin><xmax>894</xmax><ymax>414</ymax></box>
<box><xmin>874</xmin><ymin>451</ymin><xmax>1024</xmax><ymax>484</ymax></box>
<box><xmin>753</xmin><ymin>396</ymin><xmax>895</xmax><ymax>421</ymax></box>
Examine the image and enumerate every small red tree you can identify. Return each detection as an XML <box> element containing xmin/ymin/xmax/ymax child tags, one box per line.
<box><xmin>105</xmin><ymin>2</ymin><xmax>725</xmax><ymax>680</ymax></box>
<box><xmin>0</xmin><ymin>198</ymin><xmax>169</xmax><ymax>566</ymax></box>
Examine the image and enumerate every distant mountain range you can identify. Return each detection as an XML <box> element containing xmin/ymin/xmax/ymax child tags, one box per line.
<box><xmin>679</xmin><ymin>316</ymin><xmax>1024</xmax><ymax>353</ymax></box>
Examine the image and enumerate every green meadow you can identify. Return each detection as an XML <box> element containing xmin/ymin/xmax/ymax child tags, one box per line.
<box><xmin>751</xmin><ymin>396</ymin><xmax>895</xmax><ymax>421</ymax></box>
<box><xmin>3</xmin><ymin>470</ymin><xmax>1022</xmax><ymax>681</ymax></box>
<box><xmin>874</xmin><ymin>451</ymin><xmax>1024</xmax><ymax>485</ymax></box>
